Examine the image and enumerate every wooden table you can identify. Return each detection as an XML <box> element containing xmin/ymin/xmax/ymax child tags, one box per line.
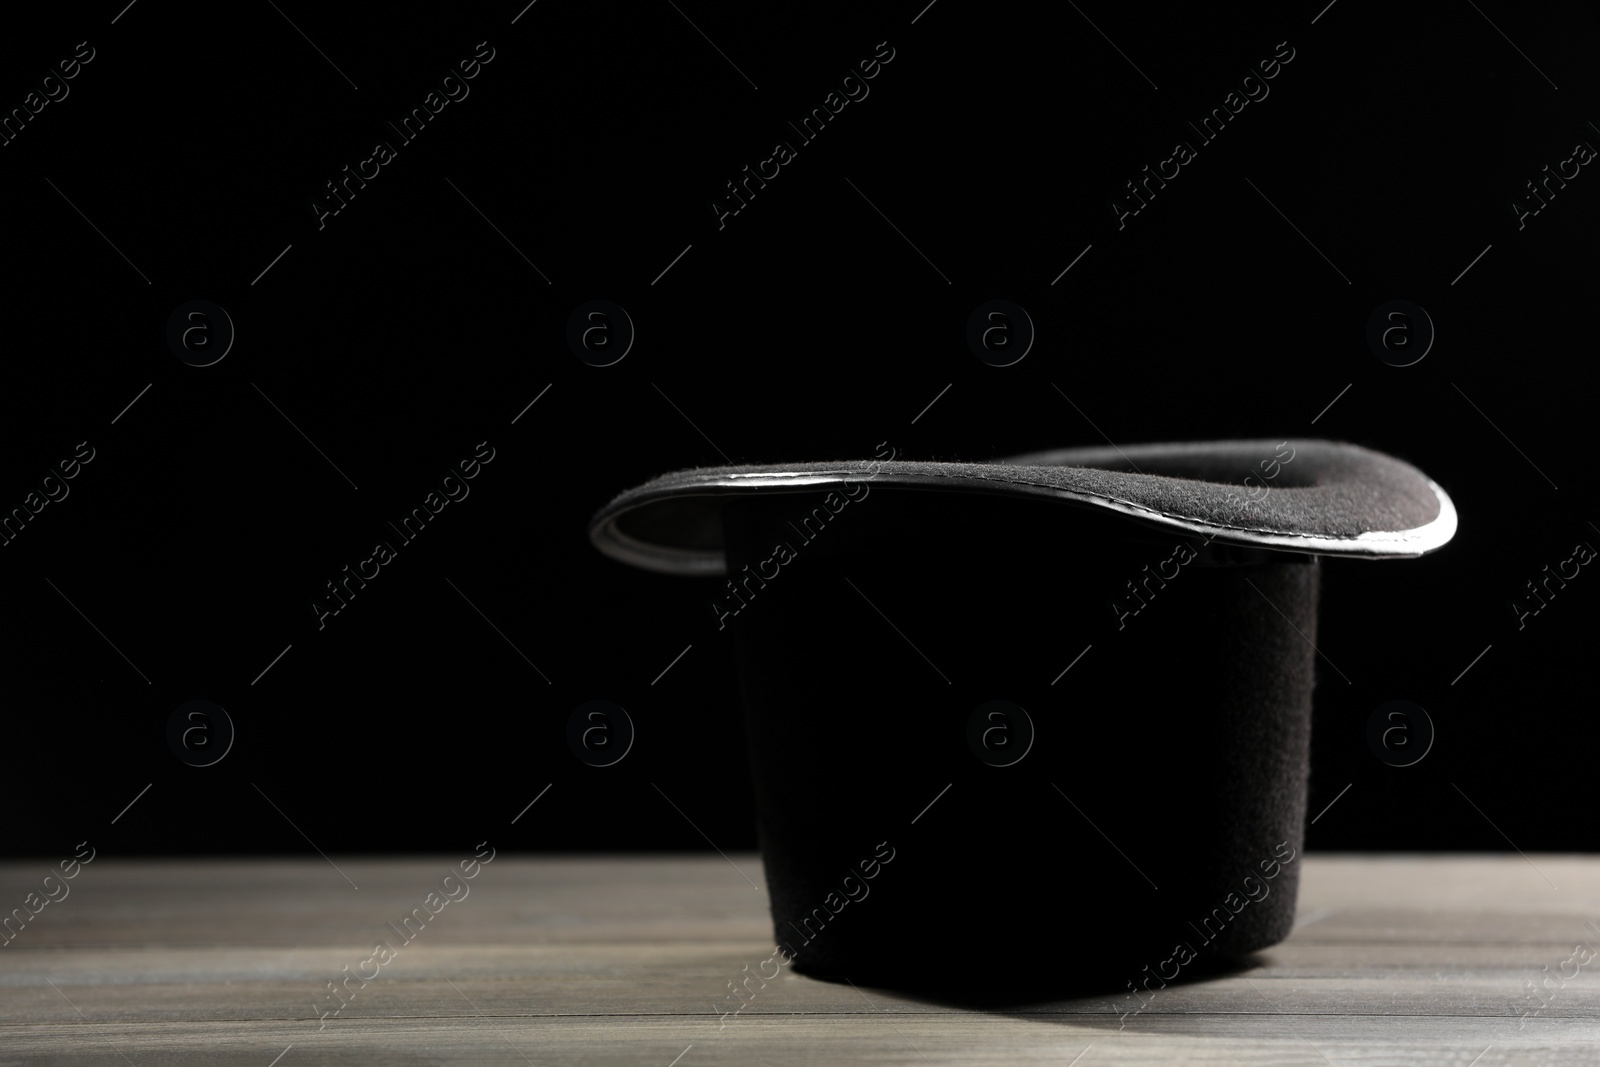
<box><xmin>2</xmin><ymin>854</ymin><xmax>1597</xmax><ymax>1064</ymax></box>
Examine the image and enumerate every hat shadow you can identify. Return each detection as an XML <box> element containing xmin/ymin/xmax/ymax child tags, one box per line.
<box><xmin>798</xmin><ymin>950</ymin><xmax>1271</xmax><ymax>1030</ymax></box>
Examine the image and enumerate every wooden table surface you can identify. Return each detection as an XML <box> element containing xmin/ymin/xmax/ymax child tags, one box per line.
<box><xmin>2</xmin><ymin>854</ymin><xmax>1598</xmax><ymax>1065</ymax></box>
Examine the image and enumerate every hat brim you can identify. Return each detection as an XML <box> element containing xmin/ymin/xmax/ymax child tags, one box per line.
<box><xmin>589</xmin><ymin>439</ymin><xmax>1457</xmax><ymax>576</ymax></box>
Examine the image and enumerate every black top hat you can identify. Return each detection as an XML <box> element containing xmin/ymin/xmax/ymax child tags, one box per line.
<box><xmin>589</xmin><ymin>440</ymin><xmax>1455</xmax><ymax>988</ymax></box>
<box><xmin>590</xmin><ymin>438</ymin><xmax>1456</xmax><ymax>575</ymax></box>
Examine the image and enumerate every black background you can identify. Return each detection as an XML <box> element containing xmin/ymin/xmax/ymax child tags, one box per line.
<box><xmin>2</xmin><ymin>0</ymin><xmax>1595</xmax><ymax>857</ymax></box>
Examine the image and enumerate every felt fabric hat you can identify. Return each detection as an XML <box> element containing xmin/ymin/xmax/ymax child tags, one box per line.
<box><xmin>590</xmin><ymin>440</ymin><xmax>1455</xmax><ymax>988</ymax></box>
<box><xmin>590</xmin><ymin>439</ymin><xmax>1456</xmax><ymax>576</ymax></box>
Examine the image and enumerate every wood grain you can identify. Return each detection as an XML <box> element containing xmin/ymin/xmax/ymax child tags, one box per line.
<box><xmin>2</xmin><ymin>855</ymin><xmax>1598</xmax><ymax>1065</ymax></box>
